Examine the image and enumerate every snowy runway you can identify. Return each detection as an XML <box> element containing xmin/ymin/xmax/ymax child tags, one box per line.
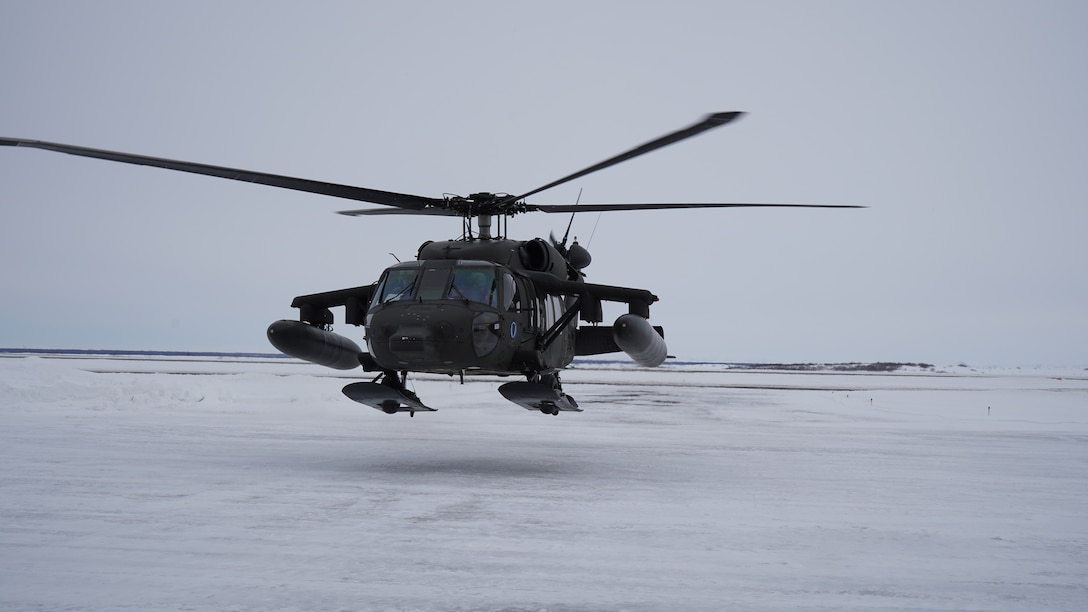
<box><xmin>1</xmin><ymin>356</ymin><xmax>1085</xmax><ymax>610</ymax></box>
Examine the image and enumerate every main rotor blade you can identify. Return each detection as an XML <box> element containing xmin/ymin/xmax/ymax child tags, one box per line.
<box><xmin>0</xmin><ymin>137</ymin><xmax>443</xmax><ymax>210</ymax></box>
<box><xmin>527</xmin><ymin>202</ymin><xmax>865</xmax><ymax>213</ymax></box>
<box><xmin>337</xmin><ymin>207</ymin><xmax>461</xmax><ymax>216</ymax></box>
<box><xmin>507</xmin><ymin>112</ymin><xmax>745</xmax><ymax>204</ymax></box>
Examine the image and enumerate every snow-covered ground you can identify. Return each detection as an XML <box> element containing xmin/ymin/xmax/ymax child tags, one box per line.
<box><xmin>1</xmin><ymin>355</ymin><xmax>1085</xmax><ymax>611</ymax></box>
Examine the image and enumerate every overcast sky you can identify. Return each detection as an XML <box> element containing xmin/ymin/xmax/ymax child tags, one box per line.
<box><xmin>2</xmin><ymin>1</ymin><xmax>1085</xmax><ymax>367</ymax></box>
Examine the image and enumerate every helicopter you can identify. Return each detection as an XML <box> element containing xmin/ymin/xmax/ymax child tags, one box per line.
<box><xmin>1</xmin><ymin>112</ymin><xmax>860</xmax><ymax>416</ymax></box>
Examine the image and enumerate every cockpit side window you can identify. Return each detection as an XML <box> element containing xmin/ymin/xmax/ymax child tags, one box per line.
<box><xmin>501</xmin><ymin>272</ymin><xmax>518</xmax><ymax>311</ymax></box>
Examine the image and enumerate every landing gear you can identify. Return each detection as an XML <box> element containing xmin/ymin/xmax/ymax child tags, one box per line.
<box><xmin>342</xmin><ymin>370</ymin><xmax>436</xmax><ymax>414</ymax></box>
<box><xmin>533</xmin><ymin>374</ymin><xmax>565</xmax><ymax>415</ymax></box>
<box><xmin>497</xmin><ymin>371</ymin><xmax>581</xmax><ymax>414</ymax></box>
<box><xmin>344</xmin><ymin>368</ymin><xmax>581</xmax><ymax>416</ymax></box>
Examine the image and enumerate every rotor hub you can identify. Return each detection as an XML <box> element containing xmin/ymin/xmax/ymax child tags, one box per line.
<box><xmin>444</xmin><ymin>192</ymin><xmax>526</xmax><ymax>218</ymax></box>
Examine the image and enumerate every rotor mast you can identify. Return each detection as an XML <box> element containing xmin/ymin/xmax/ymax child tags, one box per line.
<box><xmin>455</xmin><ymin>192</ymin><xmax>517</xmax><ymax>241</ymax></box>
<box><xmin>477</xmin><ymin>214</ymin><xmax>493</xmax><ymax>239</ymax></box>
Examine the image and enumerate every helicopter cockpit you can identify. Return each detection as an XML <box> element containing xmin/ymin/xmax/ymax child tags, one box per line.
<box><xmin>371</xmin><ymin>260</ymin><xmax>518</xmax><ymax>310</ymax></box>
<box><xmin>365</xmin><ymin>260</ymin><xmax>526</xmax><ymax>371</ymax></box>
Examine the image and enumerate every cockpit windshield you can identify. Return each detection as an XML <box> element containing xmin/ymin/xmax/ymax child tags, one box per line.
<box><xmin>375</xmin><ymin>268</ymin><xmax>419</xmax><ymax>303</ymax></box>
<box><xmin>447</xmin><ymin>267</ymin><xmax>497</xmax><ymax>306</ymax></box>
<box><xmin>372</xmin><ymin>263</ymin><xmax>502</xmax><ymax>308</ymax></box>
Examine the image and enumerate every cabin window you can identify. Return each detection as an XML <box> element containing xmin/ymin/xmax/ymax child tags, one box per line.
<box><xmin>540</xmin><ymin>294</ymin><xmax>564</xmax><ymax>329</ymax></box>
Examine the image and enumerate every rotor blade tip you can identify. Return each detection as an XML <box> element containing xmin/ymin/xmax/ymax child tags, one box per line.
<box><xmin>707</xmin><ymin>111</ymin><xmax>745</xmax><ymax>124</ymax></box>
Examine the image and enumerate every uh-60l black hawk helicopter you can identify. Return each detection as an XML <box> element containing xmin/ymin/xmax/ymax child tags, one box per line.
<box><xmin>2</xmin><ymin>112</ymin><xmax>859</xmax><ymax>416</ymax></box>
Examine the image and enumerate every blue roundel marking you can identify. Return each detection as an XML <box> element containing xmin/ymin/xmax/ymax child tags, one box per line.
<box><xmin>510</xmin><ymin>321</ymin><xmax>518</xmax><ymax>339</ymax></box>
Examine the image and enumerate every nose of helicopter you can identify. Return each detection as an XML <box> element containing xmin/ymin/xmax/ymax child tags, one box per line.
<box><xmin>367</xmin><ymin>304</ymin><xmax>501</xmax><ymax>370</ymax></box>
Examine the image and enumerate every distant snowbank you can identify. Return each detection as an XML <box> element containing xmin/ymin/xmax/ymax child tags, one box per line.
<box><xmin>0</xmin><ymin>347</ymin><xmax>287</xmax><ymax>360</ymax></box>
<box><xmin>3</xmin><ymin>349</ymin><xmax>1085</xmax><ymax>379</ymax></box>
<box><xmin>575</xmin><ymin>358</ymin><xmax>1087</xmax><ymax>379</ymax></box>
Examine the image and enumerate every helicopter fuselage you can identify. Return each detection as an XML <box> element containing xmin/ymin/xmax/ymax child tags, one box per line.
<box><xmin>265</xmin><ymin>234</ymin><xmax>666</xmax><ymax>399</ymax></box>
<box><xmin>364</xmin><ymin>254</ymin><xmax>574</xmax><ymax>376</ymax></box>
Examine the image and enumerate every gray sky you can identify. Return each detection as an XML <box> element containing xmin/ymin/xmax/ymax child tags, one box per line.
<box><xmin>2</xmin><ymin>1</ymin><xmax>1085</xmax><ymax>366</ymax></box>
